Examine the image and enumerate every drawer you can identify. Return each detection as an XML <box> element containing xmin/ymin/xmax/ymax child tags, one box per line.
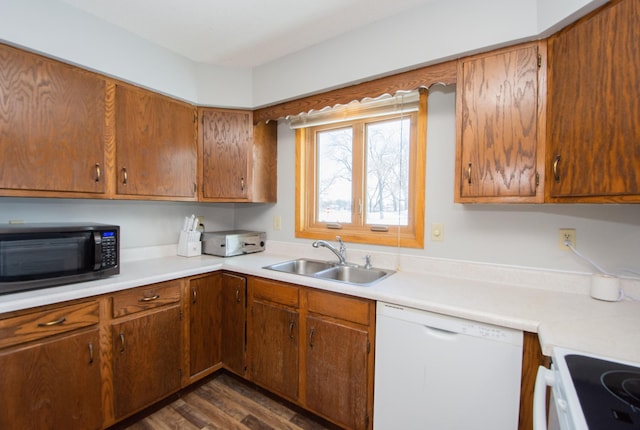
<box><xmin>0</xmin><ymin>301</ymin><xmax>99</xmax><ymax>349</ymax></box>
<box><xmin>112</xmin><ymin>280</ymin><xmax>182</xmax><ymax>318</ymax></box>
<box><xmin>250</xmin><ymin>278</ymin><xmax>299</xmax><ymax>308</ymax></box>
<box><xmin>306</xmin><ymin>289</ymin><xmax>371</xmax><ymax>325</ymax></box>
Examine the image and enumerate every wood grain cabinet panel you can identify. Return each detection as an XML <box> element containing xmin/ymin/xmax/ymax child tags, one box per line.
<box><xmin>0</xmin><ymin>43</ymin><xmax>107</xmax><ymax>196</ymax></box>
<box><xmin>115</xmin><ymin>84</ymin><xmax>197</xmax><ymax>200</ymax></box>
<box><xmin>546</xmin><ymin>0</ymin><xmax>640</xmax><ymax>201</ymax></box>
<box><xmin>198</xmin><ymin>108</ymin><xmax>277</xmax><ymax>202</ymax></box>
<box><xmin>455</xmin><ymin>42</ymin><xmax>546</xmax><ymax>203</ymax></box>
<box><xmin>111</xmin><ymin>304</ymin><xmax>182</xmax><ymax>419</ymax></box>
<box><xmin>0</xmin><ymin>328</ymin><xmax>102</xmax><ymax>430</ymax></box>
<box><xmin>305</xmin><ymin>315</ymin><xmax>370</xmax><ymax>430</ymax></box>
<box><xmin>199</xmin><ymin>108</ymin><xmax>252</xmax><ymax>200</ymax></box>
<box><xmin>248</xmin><ymin>299</ymin><xmax>299</xmax><ymax>401</ymax></box>
<box><xmin>189</xmin><ymin>273</ymin><xmax>222</xmax><ymax>377</ymax></box>
<box><xmin>221</xmin><ymin>272</ymin><xmax>247</xmax><ymax>376</ymax></box>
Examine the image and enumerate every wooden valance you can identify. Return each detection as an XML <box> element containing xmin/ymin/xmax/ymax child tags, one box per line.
<box><xmin>253</xmin><ymin>59</ymin><xmax>457</xmax><ymax>124</ymax></box>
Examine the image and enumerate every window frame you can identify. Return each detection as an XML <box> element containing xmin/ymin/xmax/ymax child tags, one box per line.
<box><xmin>295</xmin><ymin>90</ymin><xmax>427</xmax><ymax>248</ymax></box>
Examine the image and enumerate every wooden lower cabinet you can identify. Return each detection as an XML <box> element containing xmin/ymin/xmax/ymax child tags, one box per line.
<box><xmin>110</xmin><ymin>282</ymin><xmax>183</xmax><ymax>420</ymax></box>
<box><xmin>247</xmin><ymin>278</ymin><xmax>300</xmax><ymax>401</ymax></box>
<box><xmin>305</xmin><ymin>316</ymin><xmax>370</xmax><ymax>430</ymax></box>
<box><xmin>0</xmin><ymin>328</ymin><xmax>102</xmax><ymax>430</ymax></box>
<box><xmin>189</xmin><ymin>273</ymin><xmax>222</xmax><ymax>378</ymax></box>
<box><xmin>247</xmin><ymin>276</ymin><xmax>374</xmax><ymax>430</ymax></box>
<box><xmin>221</xmin><ymin>272</ymin><xmax>247</xmax><ymax>375</ymax></box>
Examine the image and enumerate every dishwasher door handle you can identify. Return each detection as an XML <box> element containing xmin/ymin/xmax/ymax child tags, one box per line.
<box><xmin>422</xmin><ymin>324</ymin><xmax>458</xmax><ymax>339</ymax></box>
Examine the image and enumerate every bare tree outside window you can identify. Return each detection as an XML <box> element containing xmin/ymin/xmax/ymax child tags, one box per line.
<box><xmin>317</xmin><ymin>127</ymin><xmax>353</xmax><ymax>223</ymax></box>
<box><xmin>366</xmin><ymin>118</ymin><xmax>410</xmax><ymax>226</ymax></box>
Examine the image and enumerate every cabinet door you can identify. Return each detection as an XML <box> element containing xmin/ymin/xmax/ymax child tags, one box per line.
<box><xmin>189</xmin><ymin>274</ymin><xmax>221</xmax><ymax>376</ymax></box>
<box><xmin>0</xmin><ymin>329</ymin><xmax>102</xmax><ymax>430</ymax></box>
<box><xmin>305</xmin><ymin>315</ymin><xmax>370</xmax><ymax>430</ymax></box>
<box><xmin>116</xmin><ymin>84</ymin><xmax>197</xmax><ymax>199</ymax></box>
<box><xmin>547</xmin><ymin>0</ymin><xmax>640</xmax><ymax>200</ymax></box>
<box><xmin>248</xmin><ymin>300</ymin><xmax>298</xmax><ymax>400</ymax></box>
<box><xmin>0</xmin><ymin>43</ymin><xmax>106</xmax><ymax>195</ymax></box>
<box><xmin>221</xmin><ymin>272</ymin><xmax>246</xmax><ymax>375</ymax></box>
<box><xmin>112</xmin><ymin>305</ymin><xmax>182</xmax><ymax>419</ymax></box>
<box><xmin>456</xmin><ymin>43</ymin><xmax>543</xmax><ymax>202</ymax></box>
<box><xmin>199</xmin><ymin>108</ymin><xmax>252</xmax><ymax>200</ymax></box>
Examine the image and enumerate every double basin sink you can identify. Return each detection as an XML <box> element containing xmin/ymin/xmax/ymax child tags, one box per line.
<box><xmin>263</xmin><ymin>258</ymin><xmax>394</xmax><ymax>286</ymax></box>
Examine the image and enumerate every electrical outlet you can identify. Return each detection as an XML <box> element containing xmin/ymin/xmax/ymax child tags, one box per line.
<box><xmin>273</xmin><ymin>215</ymin><xmax>282</xmax><ymax>231</ymax></box>
<box><xmin>558</xmin><ymin>228</ymin><xmax>576</xmax><ymax>250</ymax></box>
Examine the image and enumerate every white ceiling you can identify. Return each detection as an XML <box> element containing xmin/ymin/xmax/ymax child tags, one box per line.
<box><xmin>60</xmin><ymin>0</ymin><xmax>438</xmax><ymax>68</ymax></box>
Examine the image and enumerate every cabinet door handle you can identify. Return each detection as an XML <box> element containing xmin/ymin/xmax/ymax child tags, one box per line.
<box><xmin>309</xmin><ymin>327</ymin><xmax>315</xmax><ymax>349</ymax></box>
<box><xmin>94</xmin><ymin>163</ymin><xmax>101</xmax><ymax>183</ymax></box>
<box><xmin>121</xmin><ymin>167</ymin><xmax>128</xmax><ymax>185</ymax></box>
<box><xmin>192</xmin><ymin>288</ymin><xmax>197</xmax><ymax>304</ymax></box>
<box><xmin>553</xmin><ymin>155</ymin><xmax>561</xmax><ymax>182</ymax></box>
<box><xmin>289</xmin><ymin>320</ymin><xmax>295</xmax><ymax>340</ymax></box>
<box><xmin>119</xmin><ymin>333</ymin><xmax>125</xmax><ymax>353</ymax></box>
<box><xmin>139</xmin><ymin>294</ymin><xmax>160</xmax><ymax>302</ymax></box>
<box><xmin>240</xmin><ymin>176</ymin><xmax>245</xmax><ymax>192</ymax></box>
<box><xmin>467</xmin><ymin>162</ymin><xmax>472</xmax><ymax>185</ymax></box>
<box><xmin>37</xmin><ymin>317</ymin><xmax>66</xmax><ymax>327</ymax></box>
<box><xmin>88</xmin><ymin>341</ymin><xmax>94</xmax><ymax>364</ymax></box>
<box><xmin>235</xmin><ymin>288</ymin><xmax>241</xmax><ymax>303</ymax></box>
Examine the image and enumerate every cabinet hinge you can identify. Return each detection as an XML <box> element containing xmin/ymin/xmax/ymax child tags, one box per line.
<box><xmin>367</xmin><ymin>340</ymin><xmax>370</xmax><ymax>354</ymax></box>
<box><xmin>194</xmin><ymin>113</ymin><xmax>198</xmax><ymax>123</ymax></box>
<box><xmin>365</xmin><ymin>415</ymin><xmax>370</xmax><ymax>428</ymax></box>
<box><xmin>537</xmin><ymin>54</ymin><xmax>542</xmax><ymax>68</ymax></box>
<box><xmin>179</xmin><ymin>310</ymin><xmax>183</xmax><ymax>321</ymax></box>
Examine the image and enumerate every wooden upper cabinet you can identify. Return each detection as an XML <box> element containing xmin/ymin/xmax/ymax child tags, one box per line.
<box><xmin>546</xmin><ymin>0</ymin><xmax>640</xmax><ymax>202</ymax></box>
<box><xmin>115</xmin><ymin>84</ymin><xmax>197</xmax><ymax>200</ymax></box>
<box><xmin>0</xmin><ymin>43</ymin><xmax>107</xmax><ymax>196</ymax></box>
<box><xmin>199</xmin><ymin>108</ymin><xmax>252</xmax><ymax>200</ymax></box>
<box><xmin>455</xmin><ymin>42</ymin><xmax>546</xmax><ymax>203</ymax></box>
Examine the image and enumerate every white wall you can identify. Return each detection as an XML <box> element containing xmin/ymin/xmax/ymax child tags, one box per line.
<box><xmin>0</xmin><ymin>0</ymin><xmax>253</xmax><ymax>107</ymax></box>
<box><xmin>0</xmin><ymin>0</ymin><xmax>608</xmax><ymax>108</ymax></box>
<box><xmin>0</xmin><ymin>198</ymin><xmax>236</xmax><ymax>250</ymax></box>
<box><xmin>235</xmin><ymin>87</ymin><xmax>640</xmax><ymax>274</ymax></box>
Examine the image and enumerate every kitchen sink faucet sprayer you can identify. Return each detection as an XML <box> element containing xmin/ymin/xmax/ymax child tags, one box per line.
<box><xmin>312</xmin><ymin>236</ymin><xmax>347</xmax><ymax>265</ymax></box>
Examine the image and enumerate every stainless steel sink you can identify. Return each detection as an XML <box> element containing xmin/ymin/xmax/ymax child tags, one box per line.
<box><xmin>314</xmin><ymin>265</ymin><xmax>392</xmax><ymax>285</ymax></box>
<box><xmin>264</xmin><ymin>258</ymin><xmax>336</xmax><ymax>275</ymax></box>
<box><xmin>263</xmin><ymin>258</ymin><xmax>393</xmax><ymax>286</ymax></box>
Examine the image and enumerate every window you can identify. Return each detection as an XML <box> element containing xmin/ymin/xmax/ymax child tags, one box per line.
<box><xmin>295</xmin><ymin>90</ymin><xmax>426</xmax><ymax>248</ymax></box>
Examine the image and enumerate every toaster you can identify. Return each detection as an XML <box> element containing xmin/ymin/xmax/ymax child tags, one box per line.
<box><xmin>202</xmin><ymin>230</ymin><xmax>266</xmax><ymax>257</ymax></box>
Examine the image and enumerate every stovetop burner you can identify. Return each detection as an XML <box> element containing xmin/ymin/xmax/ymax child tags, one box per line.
<box><xmin>565</xmin><ymin>354</ymin><xmax>640</xmax><ymax>428</ymax></box>
<box><xmin>602</xmin><ymin>370</ymin><xmax>640</xmax><ymax>411</ymax></box>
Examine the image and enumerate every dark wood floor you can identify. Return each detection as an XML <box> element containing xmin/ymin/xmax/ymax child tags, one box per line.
<box><xmin>119</xmin><ymin>372</ymin><xmax>339</xmax><ymax>430</ymax></box>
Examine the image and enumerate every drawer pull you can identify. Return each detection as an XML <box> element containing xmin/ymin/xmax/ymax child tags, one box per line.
<box><xmin>139</xmin><ymin>294</ymin><xmax>160</xmax><ymax>302</ymax></box>
<box><xmin>309</xmin><ymin>327</ymin><xmax>315</xmax><ymax>349</ymax></box>
<box><xmin>553</xmin><ymin>155</ymin><xmax>561</xmax><ymax>181</ymax></box>
<box><xmin>88</xmin><ymin>342</ymin><xmax>94</xmax><ymax>364</ymax></box>
<box><xmin>37</xmin><ymin>317</ymin><xmax>66</xmax><ymax>327</ymax></box>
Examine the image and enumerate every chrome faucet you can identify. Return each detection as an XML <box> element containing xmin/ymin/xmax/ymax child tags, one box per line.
<box><xmin>312</xmin><ymin>236</ymin><xmax>347</xmax><ymax>265</ymax></box>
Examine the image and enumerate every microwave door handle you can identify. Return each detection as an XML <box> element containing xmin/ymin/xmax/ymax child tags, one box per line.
<box><xmin>93</xmin><ymin>232</ymin><xmax>102</xmax><ymax>270</ymax></box>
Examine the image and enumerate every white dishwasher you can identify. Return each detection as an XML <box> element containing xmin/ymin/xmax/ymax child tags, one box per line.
<box><xmin>374</xmin><ymin>302</ymin><xmax>523</xmax><ymax>430</ymax></box>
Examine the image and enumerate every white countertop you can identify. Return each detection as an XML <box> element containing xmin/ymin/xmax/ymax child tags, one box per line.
<box><xmin>2</xmin><ymin>242</ymin><xmax>639</xmax><ymax>364</ymax></box>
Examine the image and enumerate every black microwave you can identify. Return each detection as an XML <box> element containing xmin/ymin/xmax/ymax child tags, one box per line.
<box><xmin>0</xmin><ymin>223</ymin><xmax>119</xmax><ymax>295</ymax></box>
